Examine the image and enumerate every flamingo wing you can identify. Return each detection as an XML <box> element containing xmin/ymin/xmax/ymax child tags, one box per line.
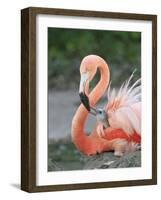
<box><xmin>102</xmin><ymin>72</ymin><xmax>141</xmax><ymax>137</ymax></box>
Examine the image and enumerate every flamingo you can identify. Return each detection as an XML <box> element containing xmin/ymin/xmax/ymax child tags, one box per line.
<box><xmin>71</xmin><ymin>55</ymin><xmax>141</xmax><ymax>156</ymax></box>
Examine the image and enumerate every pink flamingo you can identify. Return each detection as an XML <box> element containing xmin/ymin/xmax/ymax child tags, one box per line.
<box><xmin>71</xmin><ymin>55</ymin><xmax>141</xmax><ymax>156</ymax></box>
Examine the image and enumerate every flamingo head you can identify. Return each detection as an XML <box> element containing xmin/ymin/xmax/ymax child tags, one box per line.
<box><xmin>79</xmin><ymin>57</ymin><xmax>97</xmax><ymax>112</ymax></box>
<box><xmin>96</xmin><ymin>108</ymin><xmax>109</xmax><ymax>128</ymax></box>
<box><xmin>80</xmin><ymin>55</ymin><xmax>98</xmax><ymax>80</ymax></box>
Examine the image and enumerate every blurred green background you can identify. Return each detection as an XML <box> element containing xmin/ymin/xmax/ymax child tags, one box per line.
<box><xmin>48</xmin><ymin>28</ymin><xmax>141</xmax><ymax>171</ymax></box>
<box><xmin>48</xmin><ymin>28</ymin><xmax>141</xmax><ymax>90</ymax></box>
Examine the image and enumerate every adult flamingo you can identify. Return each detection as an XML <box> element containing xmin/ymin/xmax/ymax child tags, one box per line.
<box><xmin>71</xmin><ymin>55</ymin><xmax>141</xmax><ymax>156</ymax></box>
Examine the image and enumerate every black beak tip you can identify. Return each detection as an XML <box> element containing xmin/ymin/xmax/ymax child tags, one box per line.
<box><xmin>79</xmin><ymin>92</ymin><xmax>84</xmax><ymax>99</ymax></box>
<box><xmin>79</xmin><ymin>92</ymin><xmax>91</xmax><ymax>112</ymax></box>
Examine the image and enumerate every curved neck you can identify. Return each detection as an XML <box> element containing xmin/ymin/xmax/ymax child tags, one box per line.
<box><xmin>71</xmin><ymin>56</ymin><xmax>110</xmax><ymax>150</ymax></box>
<box><xmin>89</xmin><ymin>57</ymin><xmax>110</xmax><ymax>107</ymax></box>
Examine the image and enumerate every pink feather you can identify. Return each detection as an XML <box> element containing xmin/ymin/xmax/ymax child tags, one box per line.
<box><xmin>105</xmin><ymin>72</ymin><xmax>141</xmax><ymax>136</ymax></box>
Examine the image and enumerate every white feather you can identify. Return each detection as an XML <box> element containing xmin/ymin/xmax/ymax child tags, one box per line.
<box><xmin>106</xmin><ymin>71</ymin><xmax>141</xmax><ymax>135</ymax></box>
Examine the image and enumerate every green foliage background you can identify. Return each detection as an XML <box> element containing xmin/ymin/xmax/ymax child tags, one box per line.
<box><xmin>48</xmin><ymin>28</ymin><xmax>141</xmax><ymax>89</ymax></box>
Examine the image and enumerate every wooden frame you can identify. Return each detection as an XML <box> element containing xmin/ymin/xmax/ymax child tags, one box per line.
<box><xmin>21</xmin><ymin>7</ymin><xmax>157</xmax><ymax>192</ymax></box>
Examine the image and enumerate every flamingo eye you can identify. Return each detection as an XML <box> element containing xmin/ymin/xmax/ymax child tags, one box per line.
<box><xmin>99</xmin><ymin>110</ymin><xmax>102</xmax><ymax>114</ymax></box>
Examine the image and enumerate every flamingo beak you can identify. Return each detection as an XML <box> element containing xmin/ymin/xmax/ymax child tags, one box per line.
<box><xmin>79</xmin><ymin>72</ymin><xmax>91</xmax><ymax>112</ymax></box>
<box><xmin>79</xmin><ymin>72</ymin><xmax>88</xmax><ymax>94</ymax></box>
<box><xmin>79</xmin><ymin>92</ymin><xmax>97</xmax><ymax>116</ymax></box>
<box><xmin>79</xmin><ymin>72</ymin><xmax>97</xmax><ymax>115</ymax></box>
<box><xmin>79</xmin><ymin>92</ymin><xmax>91</xmax><ymax>111</ymax></box>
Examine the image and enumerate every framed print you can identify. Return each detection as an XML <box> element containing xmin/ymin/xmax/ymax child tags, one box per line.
<box><xmin>21</xmin><ymin>7</ymin><xmax>157</xmax><ymax>192</ymax></box>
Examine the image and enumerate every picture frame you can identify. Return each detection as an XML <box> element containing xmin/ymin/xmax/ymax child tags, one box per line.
<box><xmin>21</xmin><ymin>7</ymin><xmax>157</xmax><ymax>192</ymax></box>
